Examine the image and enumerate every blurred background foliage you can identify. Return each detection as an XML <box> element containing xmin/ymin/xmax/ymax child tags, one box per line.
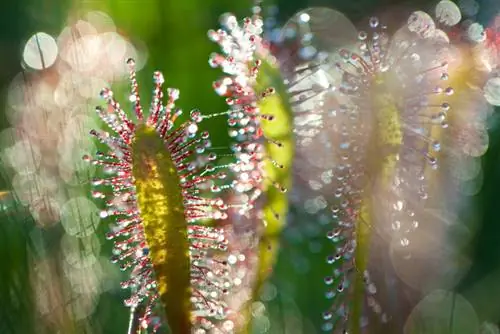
<box><xmin>1</xmin><ymin>0</ymin><xmax>500</xmax><ymax>333</ymax></box>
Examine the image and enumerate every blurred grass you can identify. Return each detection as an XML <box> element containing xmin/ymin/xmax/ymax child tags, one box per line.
<box><xmin>0</xmin><ymin>192</ymin><xmax>36</xmax><ymax>334</ymax></box>
<box><xmin>1</xmin><ymin>0</ymin><xmax>500</xmax><ymax>333</ymax></box>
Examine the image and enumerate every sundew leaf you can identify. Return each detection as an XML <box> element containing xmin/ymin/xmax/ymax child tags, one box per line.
<box><xmin>208</xmin><ymin>12</ymin><xmax>295</xmax><ymax>333</ymax></box>
<box><xmin>268</xmin><ymin>5</ymin><xmax>490</xmax><ymax>333</ymax></box>
<box><xmin>88</xmin><ymin>63</ymin><xmax>235</xmax><ymax>333</ymax></box>
<box><xmin>131</xmin><ymin>125</ymin><xmax>191</xmax><ymax>333</ymax></box>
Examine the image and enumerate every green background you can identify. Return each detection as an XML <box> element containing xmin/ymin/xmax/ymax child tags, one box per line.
<box><xmin>1</xmin><ymin>0</ymin><xmax>500</xmax><ymax>333</ymax></box>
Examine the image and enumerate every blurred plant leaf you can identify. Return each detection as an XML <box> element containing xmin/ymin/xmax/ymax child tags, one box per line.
<box><xmin>0</xmin><ymin>191</ymin><xmax>36</xmax><ymax>334</ymax></box>
<box><xmin>238</xmin><ymin>59</ymin><xmax>294</xmax><ymax>333</ymax></box>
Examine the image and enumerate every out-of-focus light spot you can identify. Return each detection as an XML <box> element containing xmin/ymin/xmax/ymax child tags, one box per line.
<box><xmin>458</xmin><ymin>0</ymin><xmax>480</xmax><ymax>17</ymax></box>
<box><xmin>30</xmin><ymin>195</ymin><xmax>60</xmax><ymax>227</ymax></box>
<box><xmin>78</xmin><ymin>76</ymin><xmax>108</xmax><ymax>99</ymax></box>
<box><xmin>480</xmin><ymin>322</ymin><xmax>500</xmax><ymax>334</ymax></box>
<box><xmin>0</xmin><ymin>127</ymin><xmax>18</xmax><ymax>149</ymax></box>
<box><xmin>12</xmin><ymin>81</ymin><xmax>58</xmax><ymax>138</ymax></box>
<box><xmin>483</xmin><ymin>77</ymin><xmax>500</xmax><ymax>106</ymax></box>
<box><xmin>6</xmin><ymin>72</ymin><xmax>30</xmax><ymax>120</ymax></box>
<box><xmin>458</xmin><ymin>168</ymin><xmax>483</xmax><ymax>196</ymax></box>
<box><xmin>64</xmin><ymin>257</ymin><xmax>102</xmax><ymax>292</ymax></box>
<box><xmin>86</xmin><ymin>11</ymin><xmax>116</xmax><ymax>32</ymax></box>
<box><xmin>11</xmin><ymin>172</ymin><xmax>45</xmax><ymax>206</ymax></box>
<box><xmin>451</xmin><ymin>155</ymin><xmax>481</xmax><ymax>181</ymax></box>
<box><xmin>98</xmin><ymin>256</ymin><xmax>122</xmax><ymax>292</ymax></box>
<box><xmin>222</xmin><ymin>320</ymin><xmax>235</xmax><ymax>331</ymax></box>
<box><xmin>260</xmin><ymin>282</ymin><xmax>278</xmax><ymax>302</ymax></box>
<box><xmin>32</xmin><ymin>259</ymin><xmax>63</xmax><ymax>317</ymax></box>
<box><xmin>462</xmin><ymin>126</ymin><xmax>489</xmax><ymax>157</ymax></box>
<box><xmin>3</xmin><ymin>139</ymin><xmax>41</xmax><ymax>174</ymax></box>
<box><xmin>435</xmin><ymin>0</ymin><xmax>462</xmax><ymax>26</ymax></box>
<box><xmin>468</xmin><ymin>22</ymin><xmax>487</xmax><ymax>42</ymax></box>
<box><xmin>252</xmin><ymin>301</ymin><xmax>267</xmax><ymax>317</ymax></box>
<box><xmin>124</xmin><ymin>38</ymin><xmax>148</xmax><ymax>72</ymax></box>
<box><xmin>408</xmin><ymin>11</ymin><xmax>436</xmax><ymax>38</ymax></box>
<box><xmin>255</xmin><ymin>316</ymin><xmax>271</xmax><ymax>333</ymax></box>
<box><xmin>57</xmin><ymin>21</ymin><xmax>97</xmax><ymax>48</ymax></box>
<box><xmin>75</xmin><ymin>19</ymin><xmax>98</xmax><ymax>36</ymax></box>
<box><xmin>59</xmin><ymin>157</ymin><xmax>96</xmax><ymax>186</ymax></box>
<box><xmin>101</xmin><ymin>32</ymin><xmax>128</xmax><ymax>72</ymax></box>
<box><xmin>60</xmin><ymin>34</ymin><xmax>105</xmax><ymax>72</ymax></box>
<box><xmin>389</xmin><ymin>209</ymin><xmax>471</xmax><ymax>291</ymax></box>
<box><xmin>60</xmin><ymin>196</ymin><xmax>100</xmax><ymax>237</ymax></box>
<box><xmin>67</xmin><ymin>280</ymin><xmax>100</xmax><ymax>320</ymax></box>
<box><xmin>404</xmin><ymin>290</ymin><xmax>479</xmax><ymax>334</ymax></box>
<box><xmin>53</xmin><ymin>72</ymin><xmax>85</xmax><ymax>106</ymax></box>
<box><xmin>58</xmin><ymin>114</ymin><xmax>98</xmax><ymax>185</ymax></box>
<box><xmin>23</xmin><ymin>32</ymin><xmax>58</xmax><ymax>70</ymax></box>
<box><xmin>59</xmin><ymin>29</ymin><xmax>143</xmax><ymax>78</ymax></box>
<box><xmin>432</xmin><ymin>28</ymin><xmax>451</xmax><ymax>43</ymax></box>
<box><xmin>292</xmin><ymin>254</ymin><xmax>310</xmax><ymax>274</ymax></box>
<box><xmin>299</xmin><ymin>13</ymin><xmax>310</xmax><ymax>23</ymax></box>
<box><xmin>61</xmin><ymin>233</ymin><xmax>100</xmax><ymax>269</ymax></box>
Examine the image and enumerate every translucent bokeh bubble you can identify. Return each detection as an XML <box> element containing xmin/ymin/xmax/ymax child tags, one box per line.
<box><xmin>3</xmin><ymin>139</ymin><xmax>41</xmax><ymax>175</ymax></box>
<box><xmin>450</xmin><ymin>155</ymin><xmax>481</xmax><ymax>181</ymax></box>
<box><xmin>124</xmin><ymin>37</ymin><xmax>148</xmax><ymax>73</ymax></box>
<box><xmin>279</xmin><ymin>7</ymin><xmax>358</xmax><ymax>55</ymax></box>
<box><xmin>53</xmin><ymin>72</ymin><xmax>86</xmax><ymax>106</ymax></box>
<box><xmin>31</xmin><ymin>259</ymin><xmax>63</xmax><ymax>317</ymax></box>
<box><xmin>252</xmin><ymin>301</ymin><xmax>267</xmax><ymax>317</ymax></box>
<box><xmin>480</xmin><ymin>322</ymin><xmax>500</xmax><ymax>334</ymax></box>
<box><xmin>435</xmin><ymin>0</ymin><xmax>462</xmax><ymax>26</ymax></box>
<box><xmin>407</xmin><ymin>11</ymin><xmax>436</xmax><ymax>38</ymax></box>
<box><xmin>57</xmin><ymin>20</ymin><xmax>97</xmax><ymax>48</ymax></box>
<box><xmin>458</xmin><ymin>0</ymin><xmax>480</xmax><ymax>17</ymax></box>
<box><xmin>78</xmin><ymin>76</ymin><xmax>108</xmax><ymax>99</ymax></box>
<box><xmin>462</xmin><ymin>126</ymin><xmax>489</xmax><ymax>157</ymax></box>
<box><xmin>23</xmin><ymin>32</ymin><xmax>58</xmax><ymax>70</ymax></box>
<box><xmin>60</xmin><ymin>34</ymin><xmax>105</xmax><ymax>72</ymax></box>
<box><xmin>0</xmin><ymin>127</ymin><xmax>19</xmax><ymax>150</ymax></box>
<box><xmin>98</xmin><ymin>256</ymin><xmax>122</xmax><ymax>293</ymax></box>
<box><xmin>404</xmin><ymin>290</ymin><xmax>479</xmax><ymax>334</ymax></box>
<box><xmin>468</xmin><ymin>22</ymin><xmax>487</xmax><ymax>42</ymax></box>
<box><xmin>13</xmin><ymin>82</ymin><xmax>58</xmax><ymax>140</ymax></box>
<box><xmin>64</xmin><ymin>259</ymin><xmax>102</xmax><ymax>294</ymax></box>
<box><xmin>483</xmin><ymin>77</ymin><xmax>500</xmax><ymax>106</ymax></box>
<box><xmin>59</xmin><ymin>157</ymin><xmax>96</xmax><ymax>186</ymax></box>
<box><xmin>85</xmin><ymin>11</ymin><xmax>116</xmax><ymax>33</ymax></box>
<box><xmin>5</xmin><ymin>72</ymin><xmax>30</xmax><ymax>122</ymax></box>
<box><xmin>389</xmin><ymin>208</ymin><xmax>471</xmax><ymax>291</ymax></box>
<box><xmin>432</xmin><ymin>28</ymin><xmax>451</xmax><ymax>43</ymax></box>
<box><xmin>260</xmin><ymin>282</ymin><xmax>278</xmax><ymax>302</ymax></box>
<box><xmin>61</xmin><ymin>233</ymin><xmax>101</xmax><ymax>269</ymax></box>
<box><xmin>11</xmin><ymin>172</ymin><xmax>47</xmax><ymax>205</ymax></box>
<box><xmin>63</xmin><ymin>256</ymin><xmax>103</xmax><ymax>323</ymax></box>
<box><xmin>458</xmin><ymin>168</ymin><xmax>483</xmax><ymax>196</ymax></box>
<box><xmin>60</xmin><ymin>196</ymin><xmax>100</xmax><ymax>238</ymax></box>
<box><xmin>252</xmin><ymin>315</ymin><xmax>271</xmax><ymax>333</ymax></box>
<box><xmin>101</xmin><ymin>32</ymin><xmax>129</xmax><ymax>71</ymax></box>
<box><xmin>58</xmin><ymin>114</ymin><xmax>98</xmax><ymax>185</ymax></box>
<box><xmin>30</xmin><ymin>195</ymin><xmax>61</xmax><ymax>227</ymax></box>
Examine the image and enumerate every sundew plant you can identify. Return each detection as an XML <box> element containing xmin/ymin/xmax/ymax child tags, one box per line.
<box><xmin>1</xmin><ymin>0</ymin><xmax>500</xmax><ymax>334</ymax></box>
